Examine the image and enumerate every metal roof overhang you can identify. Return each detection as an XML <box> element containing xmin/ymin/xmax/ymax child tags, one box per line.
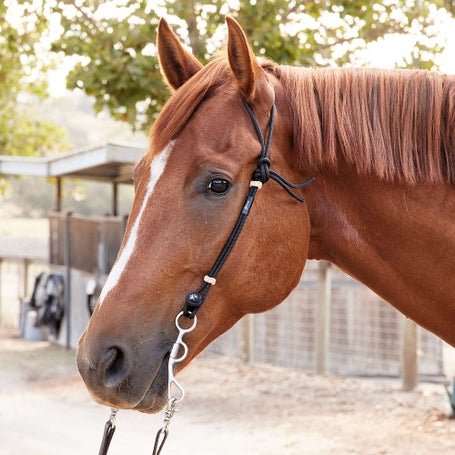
<box><xmin>0</xmin><ymin>143</ymin><xmax>145</xmax><ymax>183</ymax></box>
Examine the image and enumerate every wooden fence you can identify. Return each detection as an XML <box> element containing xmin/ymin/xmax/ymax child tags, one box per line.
<box><xmin>46</xmin><ymin>213</ymin><xmax>447</xmax><ymax>383</ymax></box>
<box><xmin>206</xmin><ymin>262</ymin><xmax>445</xmax><ymax>382</ymax></box>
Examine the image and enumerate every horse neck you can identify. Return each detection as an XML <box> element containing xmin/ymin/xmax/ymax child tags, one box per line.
<box><xmin>304</xmin><ymin>169</ymin><xmax>455</xmax><ymax>345</ymax></box>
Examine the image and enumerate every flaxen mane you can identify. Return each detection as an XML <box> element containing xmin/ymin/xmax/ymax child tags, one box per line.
<box><xmin>150</xmin><ymin>57</ymin><xmax>455</xmax><ymax>184</ymax></box>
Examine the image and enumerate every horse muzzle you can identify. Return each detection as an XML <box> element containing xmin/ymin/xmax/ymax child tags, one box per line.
<box><xmin>76</xmin><ymin>329</ymin><xmax>171</xmax><ymax>414</ymax></box>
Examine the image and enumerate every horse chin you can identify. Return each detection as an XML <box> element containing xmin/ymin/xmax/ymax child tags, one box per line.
<box><xmin>133</xmin><ymin>353</ymin><xmax>170</xmax><ymax>414</ymax></box>
<box><xmin>134</xmin><ymin>389</ymin><xmax>168</xmax><ymax>414</ymax></box>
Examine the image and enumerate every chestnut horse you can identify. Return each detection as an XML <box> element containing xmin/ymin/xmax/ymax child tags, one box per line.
<box><xmin>77</xmin><ymin>17</ymin><xmax>455</xmax><ymax>414</ymax></box>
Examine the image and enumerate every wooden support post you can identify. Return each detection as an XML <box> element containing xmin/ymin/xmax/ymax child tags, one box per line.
<box><xmin>241</xmin><ymin>314</ymin><xmax>255</xmax><ymax>363</ymax></box>
<box><xmin>401</xmin><ymin>318</ymin><xmax>419</xmax><ymax>391</ymax></box>
<box><xmin>316</xmin><ymin>261</ymin><xmax>331</xmax><ymax>375</ymax></box>
<box><xmin>112</xmin><ymin>182</ymin><xmax>118</xmax><ymax>216</ymax></box>
<box><xmin>56</xmin><ymin>177</ymin><xmax>62</xmax><ymax>212</ymax></box>
<box><xmin>64</xmin><ymin>212</ymin><xmax>72</xmax><ymax>349</ymax></box>
<box><xmin>21</xmin><ymin>258</ymin><xmax>31</xmax><ymax>299</ymax></box>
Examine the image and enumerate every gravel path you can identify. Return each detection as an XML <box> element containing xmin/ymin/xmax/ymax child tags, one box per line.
<box><xmin>1</xmin><ymin>328</ymin><xmax>454</xmax><ymax>454</ymax></box>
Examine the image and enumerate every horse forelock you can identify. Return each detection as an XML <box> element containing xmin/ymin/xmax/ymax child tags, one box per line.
<box><xmin>277</xmin><ymin>66</ymin><xmax>455</xmax><ymax>184</ymax></box>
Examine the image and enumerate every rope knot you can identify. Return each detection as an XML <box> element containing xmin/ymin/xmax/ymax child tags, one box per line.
<box><xmin>254</xmin><ymin>157</ymin><xmax>271</xmax><ymax>183</ymax></box>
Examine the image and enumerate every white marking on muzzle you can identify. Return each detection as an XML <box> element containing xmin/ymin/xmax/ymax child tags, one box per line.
<box><xmin>98</xmin><ymin>142</ymin><xmax>174</xmax><ymax>308</ymax></box>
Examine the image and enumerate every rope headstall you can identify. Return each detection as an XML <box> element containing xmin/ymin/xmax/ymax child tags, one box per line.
<box><xmin>95</xmin><ymin>99</ymin><xmax>314</xmax><ymax>454</ymax></box>
<box><xmin>182</xmin><ymin>100</ymin><xmax>315</xmax><ymax>320</ymax></box>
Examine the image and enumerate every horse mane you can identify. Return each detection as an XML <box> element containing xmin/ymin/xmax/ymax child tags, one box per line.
<box><xmin>150</xmin><ymin>56</ymin><xmax>455</xmax><ymax>184</ymax></box>
<box><xmin>278</xmin><ymin>66</ymin><xmax>455</xmax><ymax>184</ymax></box>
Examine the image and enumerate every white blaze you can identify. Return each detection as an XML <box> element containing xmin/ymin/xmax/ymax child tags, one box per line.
<box><xmin>98</xmin><ymin>142</ymin><xmax>174</xmax><ymax>307</ymax></box>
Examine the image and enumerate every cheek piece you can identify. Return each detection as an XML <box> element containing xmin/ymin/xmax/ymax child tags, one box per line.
<box><xmin>183</xmin><ymin>99</ymin><xmax>315</xmax><ymax>319</ymax></box>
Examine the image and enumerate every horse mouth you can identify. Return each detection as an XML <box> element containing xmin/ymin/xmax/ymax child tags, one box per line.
<box><xmin>133</xmin><ymin>352</ymin><xmax>170</xmax><ymax>414</ymax></box>
<box><xmin>77</xmin><ymin>330</ymin><xmax>176</xmax><ymax>414</ymax></box>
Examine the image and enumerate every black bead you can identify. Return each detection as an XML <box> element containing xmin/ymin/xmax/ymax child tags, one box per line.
<box><xmin>184</xmin><ymin>292</ymin><xmax>203</xmax><ymax>319</ymax></box>
<box><xmin>186</xmin><ymin>292</ymin><xmax>202</xmax><ymax>307</ymax></box>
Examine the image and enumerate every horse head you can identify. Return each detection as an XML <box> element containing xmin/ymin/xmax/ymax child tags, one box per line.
<box><xmin>76</xmin><ymin>17</ymin><xmax>312</xmax><ymax>413</ymax></box>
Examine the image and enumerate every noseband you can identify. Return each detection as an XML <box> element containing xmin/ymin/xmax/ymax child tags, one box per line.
<box><xmin>183</xmin><ymin>99</ymin><xmax>315</xmax><ymax>319</ymax></box>
<box><xmin>98</xmin><ymin>99</ymin><xmax>315</xmax><ymax>455</ymax></box>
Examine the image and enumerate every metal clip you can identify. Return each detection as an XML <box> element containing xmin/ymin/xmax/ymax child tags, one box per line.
<box><xmin>167</xmin><ymin>312</ymin><xmax>197</xmax><ymax>403</ymax></box>
<box><xmin>152</xmin><ymin>311</ymin><xmax>197</xmax><ymax>455</ymax></box>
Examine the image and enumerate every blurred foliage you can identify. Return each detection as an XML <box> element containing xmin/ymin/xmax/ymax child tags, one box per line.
<box><xmin>0</xmin><ymin>1</ymin><xmax>69</xmax><ymax>158</ymax></box>
<box><xmin>2</xmin><ymin>0</ymin><xmax>454</xmax><ymax>213</ymax></box>
<box><xmin>50</xmin><ymin>0</ymin><xmax>455</xmax><ymax>132</ymax></box>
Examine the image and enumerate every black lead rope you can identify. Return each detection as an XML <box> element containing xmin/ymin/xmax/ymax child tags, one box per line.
<box><xmin>98</xmin><ymin>409</ymin><xmax>117</xmax><ymax>455</ymax></box>
<box><xmin>183</xmin><ymin>100</ymin><xmax>315</xmax><ymax>319</ymax></box>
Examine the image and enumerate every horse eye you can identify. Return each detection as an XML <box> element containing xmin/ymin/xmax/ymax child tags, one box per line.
<box><xmin>207</xmin><ymin>178</ymin><xmax>230</xmax><ymax>195</ymax></box>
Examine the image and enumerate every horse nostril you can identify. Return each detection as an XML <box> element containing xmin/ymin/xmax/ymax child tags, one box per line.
<box><xmin>102</xmin><ymin>346</ymin><xmax>130</xmax><ymax>389</ymax></box>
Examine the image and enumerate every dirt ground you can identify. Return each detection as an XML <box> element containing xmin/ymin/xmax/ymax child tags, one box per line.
<box><xmin>1</xmin><ymin>328</ymin><xmax>455</xmax><ymax>455</ymax></box>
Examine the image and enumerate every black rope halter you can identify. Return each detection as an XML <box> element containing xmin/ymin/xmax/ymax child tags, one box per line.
<box><xmin>97</xmin><ymin>99</ymin><xmax>316</xmax><ymax>455</ymax></box>
<box><xmin>183</xmin><ymin>99</ymin><xmax>315</xmax><ymax>319</ymax></box>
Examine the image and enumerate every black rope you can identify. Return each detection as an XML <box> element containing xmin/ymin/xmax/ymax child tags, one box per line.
<box><xmin>183</xmin><ymin>100</ymin><xmax>315</xmax><ymax>319</ymax></box>
<box><xmin>243</xmin><ymin>100</ymin><xmax>315</xmax><ymax>202</ymax></box>
<box><xmin>184</xmin><ymin>183</ymin><xmax>260</xmax><ymax>318</ymax></box>
<box><xmin>98</xmin><ymin>419</ymin><xmax>116</xmax><ymax>455</ymax></box>
<box><xmin>152</xmin><ymin>428</ymin><xmax>169</xmax><ymax>455</ymax></box>
<box><xmin>269</xmin><ymin>170</ymin><xmax>315</xmax><ymax>203</ymax></box>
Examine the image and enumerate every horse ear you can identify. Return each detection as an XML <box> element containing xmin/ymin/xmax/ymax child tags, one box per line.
<box><xmin>226</xmin><ymin>16</ymin><xmax>270</xmax><ymax>103</ymax></box>
<box><xmin>157</xmin><ymin>18</ymin><xmax>203</xmax><ymax>91</ymax></box>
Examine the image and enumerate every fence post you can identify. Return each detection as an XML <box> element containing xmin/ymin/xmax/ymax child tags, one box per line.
<box><xmin>21</xmin><ymin>258</ymin><xmax>31</xmax><ymax>299</ymax></box>
<box><xmin>64</xmin><ymin>212</ymin><xmax>73</xmax><ymax>349</ymax></box>
<box><xmin>316</xmin><ymin>261</ymin><xmax>331</xmax><ymax>375</ymax></box>
<box><xmin>401</xmin><ymin>318</ymin><xmax>419</xmax><ymax>391</ymax></box>
<box><xmin>112</xmin><ymin>182</ymin><xmax>118</xmax><ymax>216</ymax></box>
<box><xmin>56</xmin><ymin>177</ymin><xmax>62</xmax><ymax>212</ymax></box>
<box><xmin>241</xmin><ymin>314</ymin><xmax>255</xmax><ymax>363</ymax></box>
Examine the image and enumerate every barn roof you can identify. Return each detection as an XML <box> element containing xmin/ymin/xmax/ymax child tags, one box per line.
<box><xmin>0</xmin><ymin>143</ymin><xmax>145</xmax><ymax>184</ymax></box>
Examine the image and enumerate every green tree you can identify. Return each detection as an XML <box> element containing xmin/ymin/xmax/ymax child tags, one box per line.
<box><xmin>0</xmin><ymin>1</ymin><xmax>69</xmax><ymax>158</ymax></box>
<box><xmin>51</xmin><ymin>0</ymin><xmax>455</xmax><ymax>132</ymax></box>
